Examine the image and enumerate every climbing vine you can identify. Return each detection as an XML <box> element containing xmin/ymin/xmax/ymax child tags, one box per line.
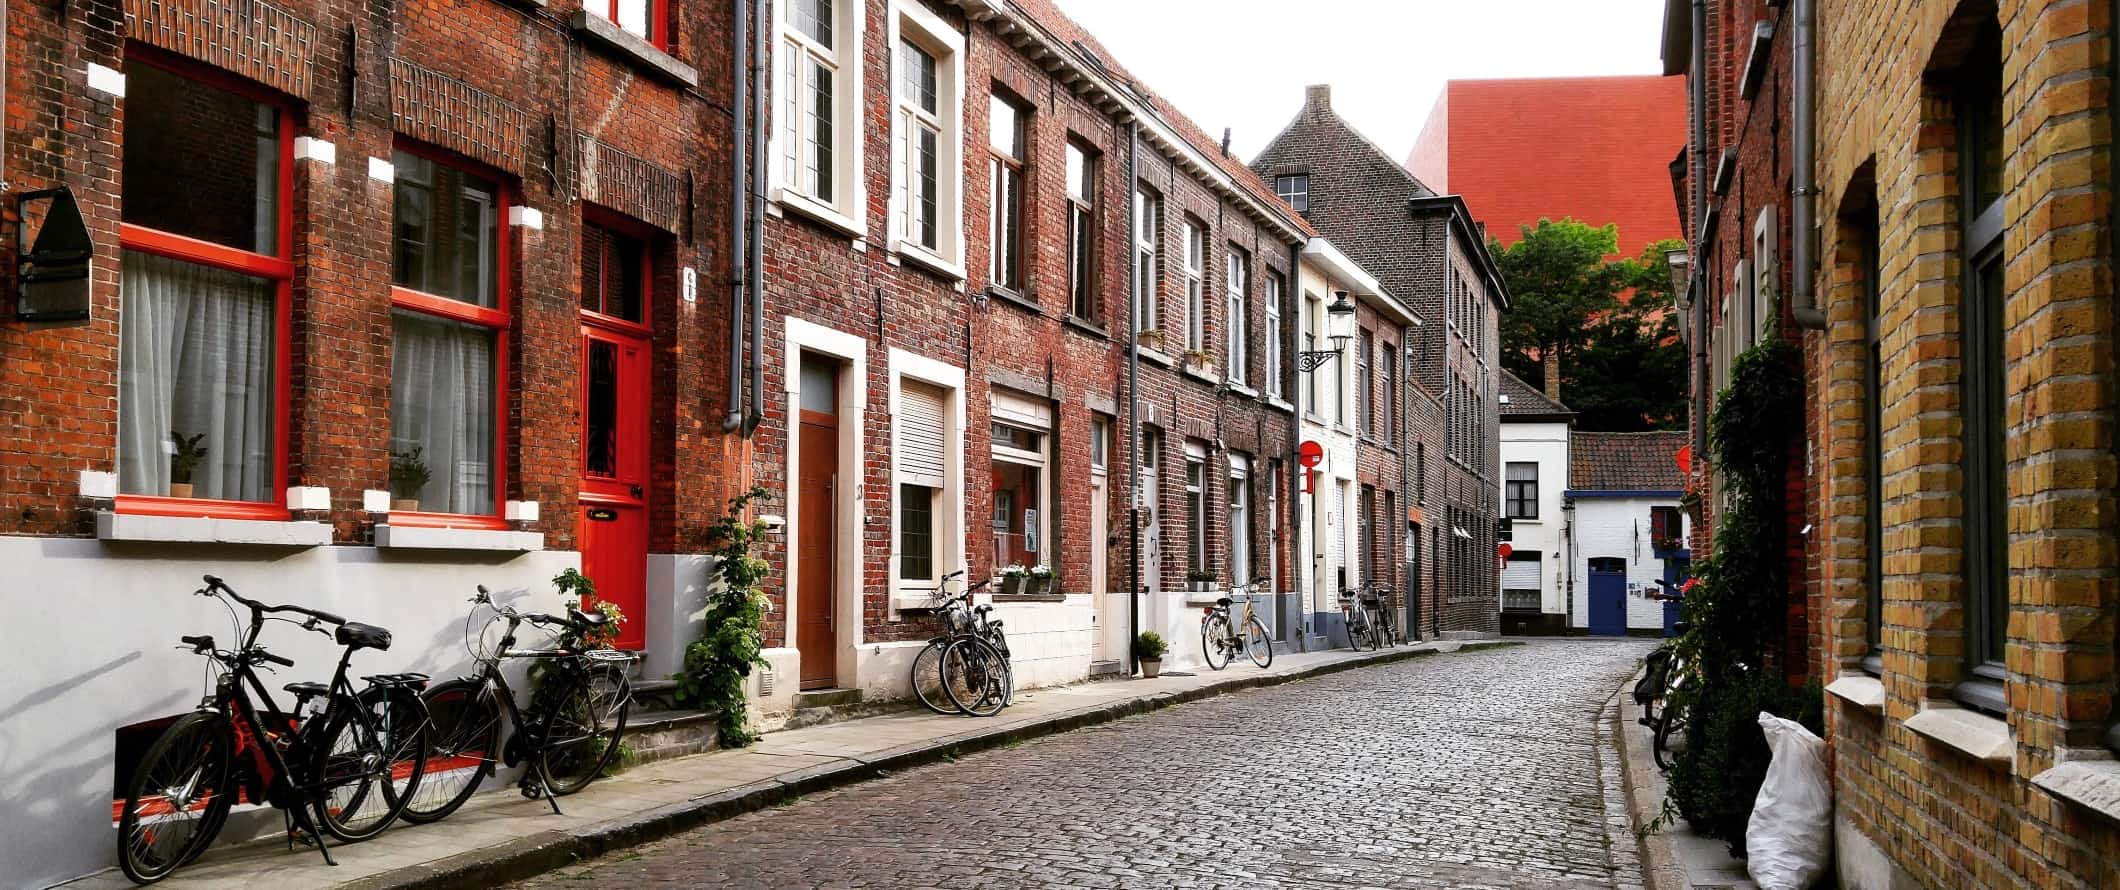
<box><xmin>674</xmin><ymin>487</ymin><xmax>774</xmax><ymax>747</ymax></box>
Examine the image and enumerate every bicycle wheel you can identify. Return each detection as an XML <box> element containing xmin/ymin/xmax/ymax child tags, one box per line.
<box><xmin>1363</xmin><ymin>611</ymin><xmax>1384</xmax><ymax>651</ymax></box>
<box><xmin>911</xmin><ymin>638</ymin><xmax>962</xmax><ymax>715</ymax></box>
<box><xmin>399</xmin><ymin>679</ymin><xmax>500</xmax><ymax>824</ymax></box>
<box><xmin>1654</xmin><ymin>703</ymin><xmax>1687</xmax><ymax>771</ymax></box>
<box><xmin>1201</xmin><ymin>614</ymin><xmax>1232</xmax><ymax>670</ymax></box>
<box><xmin>537</xmin><ymin>661</ymin><xmax>630</xmax><ymax>795</ymax></box>
<box><xmin>118</xmin><ymin>711</ymin><xmax>234</xmax><ymax>884</ymax></box>
<box><xmin>312</xmin><ymin>689</ymin><xmax>427</xmax><ymax>843</ymax></box>
<box><xmin>1341</xmin><ymin>613</ymin><xmax>1365</xmax><ymax>650</ymax></box>
<box><xmin>1244</xmin><ymin>616</ymin><xmax>1274</xmax><ymax>668</ymax></box>
<box><xmin>941</xmin><ymin>637</ymin><xmax>1011</xmax><ymax>717</ymax></box>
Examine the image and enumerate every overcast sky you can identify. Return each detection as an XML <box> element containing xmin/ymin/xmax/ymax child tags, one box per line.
<box><xmin>1050</xmin><ymin>0</ymin><xmax>1670</xmax><ymax>163</ymax></box>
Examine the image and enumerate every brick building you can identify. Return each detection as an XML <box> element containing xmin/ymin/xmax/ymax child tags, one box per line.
<box><xmin>1408</xmin><ymin>75</ymin><xmax>1689</xmax><ymax>256</ymax></box>
<box><xmin>1255</xmin><ymin>86</ymin><xmax>1508</xmax><ymax>639</ymax></box>
<box><xmin>1666</xmin><ymin>0</ymin><xmax>2120</xmax><ymax>886</ymax></box>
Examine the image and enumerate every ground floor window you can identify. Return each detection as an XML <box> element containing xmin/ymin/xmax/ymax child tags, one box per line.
<box><xmin>118</xmin><ymin>252</ymin><xmax>279</xmax><ymax>502</ymax></box>
<box><xmin>390</xmin><ymin>311</ymin><xmax>497</xmax><ymax>512</ymax></box>
<box><xmin>899</xmin><ymin>482</ymin><xmax>936</xmax><ymax>580</ymax></box>
<box><xmin>1501</xmin><ymin>551</ymin><xmax>1541</xmax><ymax>611</ymax></box>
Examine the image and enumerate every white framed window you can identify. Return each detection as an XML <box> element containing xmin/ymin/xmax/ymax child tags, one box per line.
<box><xmin>889</xmin><ymin>348</ymin><xmax>965</xmax><ymax>606</ymax></box>
<box><xmin>1264</xmin><ymin>271</ymin><xmax>1283</xmax><ymax>397</ymax></box>
<box><xmin>987</xmin><ymin>93</ymin><xmax>1028</xmax><ymax>291</ymax></box>
<box><xmin>1133</xmin><ymin>186</ymin><xmax>1161</xmax><ymax>335</ymax></box>
<box><xmin>887</xmin><ymin>1</ymin><xmax>965</xmax><ymax>275</ymax></box>
<box><xmin>1185</xmin><ymin>440</ymin><xmax>1209</xmax><ymax>575</ymax></box>
<box><xmin>989</xmin><ymin>390</ymin><xmax>1052</xmax><ymax>572</ymax></box>
<box><xmin>1066</xmin><ymin>141</ymin><xmax>1098</xmax><ymax>321</ymax></box>
<box><xmin>1183</xmin><ymin>220</ymin><xmax>1206</xmax><ymax>351</ymax></box>
<box><xmin>1226</xmin><ymin>245</ymin><xmax>1249</xmax><ymax>385</ymax></box>
<box><xmin>773</xmin><ymin>0</ymin><xmax>865</xmax><ymax>233</ymax></box>
<box><xmin>1228</xmin><ymin>452</ymin><xmax>1252</xmax><ymax>585</ymax></box>
<box><xmin>1274</xmin><ymin>174</ymin><xmax>1309</xmax><ymax>213</ymax></box>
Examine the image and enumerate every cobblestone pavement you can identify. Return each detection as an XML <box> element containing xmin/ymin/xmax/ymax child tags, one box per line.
<box><xmin>512</xmin><ymin>639</ymin><xmax>1654</xmax><ymax>889</ymax></box>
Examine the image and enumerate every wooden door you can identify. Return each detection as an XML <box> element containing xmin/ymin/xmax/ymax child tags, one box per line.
<box><xmin>579</xmin><ymin>328</ymin><xmax>649</xmax><ymax>651</ymax></box>
<box><xmin>795</xmin><ymin>357</ymin><xmax>840</xmax><ymax>689</ymax></box>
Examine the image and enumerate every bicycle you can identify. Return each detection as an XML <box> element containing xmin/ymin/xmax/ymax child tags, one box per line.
<box><xmin>1366</xmin><ymin>581</ymin><xmax>1402</xmax><ymax>647</ymax></box>
<box><xmin>1641</xmin><ymin>621</ymin><xmax>1693</xmax><ymax>771</ymax></box>
<box><xmin>910</xmin><ymin>570</ymin><xmax>1012</xmax><ymax>717</ymax></box>
<box><xmin>1201</xmin><ymin>577</ymin><xmax>1273</xmax><ymax>670</ymax></box>
<box><xmin>117</xmin><ymin>575</ymin><xmax>430</xmax><ymax>883</ymax></box>
<box><xmin>1338</xmin><ymin>586</ymin><xmax>1382</xmax><ymax>651</ymax></box>
<box><xmin>397</xmin><ymin>586</ymin><xmax>634</xmax><ymax>824</ymax></box>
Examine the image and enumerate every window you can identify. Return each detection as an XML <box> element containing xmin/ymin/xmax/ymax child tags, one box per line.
<box><xmin>889</xmin><ymin>4</ymin><xmax>964</xmax><ymax>268</ymax></box>
<box><xmin>1382</xmin><ymin>346</ymin><xmax>1397</xmax><ymax>446</ymax></box>
<box><xmin>1360</xmin><ymin>484</ymin><xmax>1376</xmax><ymax>579</ymax></box>
<box><xmin>582</xmin><ymin>221</ymin><xmax>647</xmax><ymax>324</ymax></box>
<box><xmin>1228</xmin><ymin>453</ymin><xmax>1252</xmax><ymax>585</ymax></box>
<box><xmin>1304</xmin><ymin>294</ymin><xmax>1321</xmax><ymax>410</ymax></box>
<box><xmin>987</xmin><ymin>93</ymin><xmax>1027</xmax><ymax>291</ymax></box>
<box><xmin>1356</xmin><ymin>329</ymin><xmax>1373</xmax><ymax>437</ymax></box>
<box><xmin>1954</xmin><ymin>19</ymin><xmax>2007</xmax><ymax>711</ymax></box>
<box><xmin>1226</xmin><ymin>246</ymin><xmax>1249</xmax><ymax>384</ymax></box>
<box><xmin>989</xmin><ymin>392</ymin><xmax>1052</xmax><ymax>570</ymax></box>
<box><xmin>1183</xmin><ymin>220</ymin><xmax>1206</xmax><ymax>352</ymax></box>
<box><xmin>1502</xmin><ymin>552</ymin><xmax>1541</xmax><ymax>611</ymax></box>
<box><xmin>1185</xmin><ymin>442</ymin><xmax>1208</xmax><ymax>575</ymax></box>
<box><xmin>1133</xmin><ymin>187</ymin><xmax>1161</xmax><ymax>334</ymax></box>
<box><xmin>896</xmin><ymin>378</ymin><xmax>950</xmax><ymax>584</ymax></box>
<box><xmin>1090</xmin><ymin>415</ymin><xmax>1110</xmax><ymax>471</ymax></box>
<box><xmin>1505</xmin><ymin>462</ymin><xmax>1538</xmax><ymax>519</ymax></box>
<box><xmin>117</xmin><ymin>59</ymin><xmax>292</xmax><ymax>512</ymax></box>
<box><xmin>778</xmin><ymin>0</ymin><xmax>856</xmax><ymax>216</ymax></box>
<box><xmin>587</xmin><ymin>0</ymin><xmax>667</xmax><ymax>47</ymax></box>
<box><xmin>1274</xmin><ymin>174</ymin><xmax>1309</xmax><ymax>213</ymax></box>
<box><xmin>1264</xmin><ymin>271</ymin><xmax>1284</xmax><ymax>397</ymax></box>
<box><xmin>1651</xmin><ymin>505</ymin><xmax>1682</xmax><ymax>548</ymax></box>
<box><xmin>1857</xmin><ymin>201</ymin><xmax>1884</xmax><ymax>673</ymax></box>
<box><xmin>390</xmin><ymin>147</ymin><xmax>507</xmax><ymax>519</ymax></box>
<box><xmin>1416</xmin><ymin>443</ymin><xmax>1426</xmax><ymax>500</ymax></box>
<box><xmin>1066</xmin><ymin>141</ymin><xmax>1098</xmax><ymax>320</ymax></box>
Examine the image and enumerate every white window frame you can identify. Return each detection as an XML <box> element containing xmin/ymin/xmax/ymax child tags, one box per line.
<box><xmin>770</xmin><ymin>0</ymin><xmax>866</xmax><ymax>238</ymax></box>
<box><xmin>886</xmin><ymin>0</ymin><xmax>966</xmax><ymax>278</ymax></box>
<box><xmin>887</xmin><ymin>347</ymin><xmax>966</xmax><ymax>611</ymax></box>
<box><xmin>1184</xmin><ymin>440</ymin><xmax>1208</xmax><ymax>576</ymax></box>
<box><xmin>1264</xmin><ymin>271</ymin><xmax>1283</xmax><ymax>397</ymax></box>
<box><xmin>1133</xmin><ymin>187</ymin><xmax>1161</xmax><ymax>335</ymax></box>
<box><xmin>989</xmin><ymin>390</ymin><xmax>1052</xmax><ymax>574</ymax></box>
<box><xmin>1226</xmin><ymin>245</ymin><xmax>1249</xmax><ymax>385</ymax></box>
<box><xmin>1228</xmin><ymin>452</ymin><xmax>1251</xmax><ymax>585</ymax></box>
<box><xmin>1183</xmin><ymin>220</ymin><xmax>1206</xmax><ymax>352</ymax></box>
<box><xmin>1274</xmin><ymin>174</ymin><xmax>1308</xmax><ymax>213</ymax></box>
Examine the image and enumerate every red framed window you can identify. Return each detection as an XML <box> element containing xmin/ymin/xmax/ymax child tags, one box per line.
<box><xmin>388</xmin><ymin>144</ymin><xmax>511</xmax><ymax>528</ymax></box>
<box><xmin>114</xmin><ymin>52</ymin><xmax>295</xmax><ymax>521</ymax></box>
<box><xmin>591</xmin><ymin>0</ymin><xmax>671</xmax><ymax>49</ymax></box>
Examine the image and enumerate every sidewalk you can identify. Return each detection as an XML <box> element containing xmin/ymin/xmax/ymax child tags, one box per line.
<box><xmin>66</xmin><ymin>640</ymin><xmax>1511</xmax><ymax>890</ymax></box>
<box><xmin>1612</xmin><ymin>668</ymin><xmax>1759</xmax><ymax>890</ymax></box>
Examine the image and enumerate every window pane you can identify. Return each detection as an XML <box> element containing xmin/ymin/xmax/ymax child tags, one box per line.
<box><xmin>793</xmin><ymin>0</ymin><xmax>833</xmax><ymax>48</ymax></box>
<box><xmin>808</xmin><ymin>58</ymin><xmax>836</xmax><ymax>203</ymax></box>
<box><xmin>900</xmin><ymin>40</ymin><xmax>937</xmax><ymax>114</ymax></box>
<box><xmin>1090</xmin><ymin>419</ymin><xmax>1109</xmax><ymax>469</ymax></box>
<box><xmin>916</xmin><ymin>126</ymin><xmax>939</xmax><ymax>248</ymax></box>
<box><xmin>582</xmin><ymin>224</ymin><xmax>645</xmax><ymax>321</ymax></box>
<box><xmin>991</xmin><ymin>461</ymin><xmax>1042</xmax><ymax>566</ymax></box>
<box><xmin>123</xmin><ymin>62</ymin><xmax>279</xmax><ymax>255</ymax></box>
<box><xmin>392</xmin><ymin>152</ymin><xmax>500</xmax><ymax>307</ymax></box>
<box><xmin>391</xmin><ymin>310</ymin><xmax>497</xmax><ymax>514</ymax></box>
<box><xmin>989</xmin><ymin>95</ymin><xmax>1022</xmax><ymax>157</ymax></box>
<box><xmin>1066</xmin><ymin>143</ymin><xmax>1091</xmax><ymax>200</ymax></box>
<box><xmin>899</xmin><ymin>483</ymin><xmax>935</xmax><ymax>580</ymax></box>
<box><xmin>118</xmin><ymin>251</ymin><xmax>277</xmax><ymax>501</ymax></box>
<box><xmin>585</xmin><ymin>340</ymin><xmax>618</xmax><ymax>477</ymax></box>
<box><xmin>615</xmin><ymin>0</ymin><xmax>650</xmax><ymax>38</ymax></box>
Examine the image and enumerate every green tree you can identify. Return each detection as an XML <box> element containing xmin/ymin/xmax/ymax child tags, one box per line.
<box><xmin>1491</xmin><ymin>219</ymin><xmax>1623</xmax><ymax>401</ymax></box>
<box><xmin>1492</xmin><ymin>221</ymin><xmax>1687</xmax><ymax>431</ymax></box>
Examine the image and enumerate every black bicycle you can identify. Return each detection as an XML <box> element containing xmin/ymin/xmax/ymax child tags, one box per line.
<box><xmin>398</xmin><ymin>586</ymin><xmax>633</xmax><ymax>823</ymax></box>
<box><xmin>117</xmin><ymin>575</ymin><xmax>429</xmax><ymax>883</ymax></box>
<box><xmin>1366</xmin><ymin>581</ymin><xmax>1402</xmax><ymax>646</ymax></box>
<box><xmin>1338</xmin><ymin>585</ymin><xmax>1382</xmax><ymax>651</ymax></box>
<box><xmin>910</xmin><ymin>570</ymin><xmax>1012</xmax><ymax>717</ymax></box>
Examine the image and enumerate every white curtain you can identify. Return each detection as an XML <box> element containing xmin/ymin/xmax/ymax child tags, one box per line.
<box><xmin>118</xmin><ymin>250</ymin><xmax>275</xmax><ymax>501</ymax></box>
<box><xmin>391</xmin><ymin>311</ymin><xmax>495</xmax><ymax>514</ymax></box>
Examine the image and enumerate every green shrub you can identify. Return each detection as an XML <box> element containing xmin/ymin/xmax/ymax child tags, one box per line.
<box><xmin>674</xmin><ymin>487</ymin><xmax>773</xmax><ymax>747</ymax></box>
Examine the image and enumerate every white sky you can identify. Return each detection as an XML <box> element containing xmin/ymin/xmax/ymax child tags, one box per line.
<box><xmin>1050</xmin><ymin>0</ymin><xmax>1671</xmax><ymax>163</ymax></box>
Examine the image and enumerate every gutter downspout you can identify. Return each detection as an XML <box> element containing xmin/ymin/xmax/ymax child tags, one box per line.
<box><xmin>1400</xmin><ymin>324</ymin><xmax>1419</xmax><ymax>642</ymax></box>
<box><xmin>745</xmin><ymin>0</ymin><xmax>768</xmax><ymax>433</ymax></box>
<box><xmin>1690</xmin><ymin>0</ymin><xmax>1711</xmax><ymax>454</ymax></box>
<box><xmin>723</xmin><ymin>0</ymin><xmax>750</xmax><ymax>432</ymax></box>
<box><xmin>1788</xmin><ymin>0</ymin><xmax>1826</xmax><ymax>329</ymax></box>
<box><xmin>1125</xmin><ymin>121</ymin><xmax>1142</xmax><ymax>675</ymax></box>
<box><xmin>1288</xmin><ymin>239</ymin><xmax>1310</xmax><ymax>653</ymax></box>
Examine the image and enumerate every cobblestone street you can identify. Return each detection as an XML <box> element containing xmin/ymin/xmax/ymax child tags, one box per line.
<box><xmin>512</xmin><ymin>639</ymin><xmax>1653</xmax><ymax>889</ymax></box>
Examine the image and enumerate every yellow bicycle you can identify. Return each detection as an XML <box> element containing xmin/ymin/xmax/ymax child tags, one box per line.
<box><xmin>1201</xmin><ymin>578</ymin><xmax>1274</xmax><ymax>670</ymax></box>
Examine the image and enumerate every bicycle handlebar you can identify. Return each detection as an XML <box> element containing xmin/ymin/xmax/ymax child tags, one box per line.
<box><xmin>255</xmin><ymin>649</ymin><xmax>295</xmax><ymax>668</ymax></box>
<box><xmin>201</xmin><ymin>575</ymin><xmax>346</xmax><ymax>625</ymax></box>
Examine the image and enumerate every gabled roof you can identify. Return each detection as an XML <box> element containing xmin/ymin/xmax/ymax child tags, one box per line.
<box><xmin>1570</xmin><ymin>431</ymin><xmax>1688</xmax><ymax>491</ymax></box>
<box><xmin>1499</xmin><ymin>369</ymin><xmax>1573</xmax><ymax>421</ymax></box>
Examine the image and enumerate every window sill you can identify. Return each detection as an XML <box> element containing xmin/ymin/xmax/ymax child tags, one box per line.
<box><xmin>2032</xmin><ymin>755</ymin><xmax>2120</xmax><ymax>824</ymax></box>
<box><xmin>890</xmin><ymin>242</ymin><xmax>967</xmax><ymax>282</ymax></box>
<box><xmin>771</xmin><ymin>189</ymin><xmax>867</xmax><ymax>243</ymax></box>
<box><xmin>1906</xmin><ymin>703</ymin><xmax>2012</xmax><ymax>767</ymax></box>
<box><xmin>889</xmin><ymin>590</ymin><xmax>947</xmax><ymax>612</ymax></box>
<box><xmin>1139</xmin><ymin>347</ymin><xmax>1175</xmax><ymax>369</ymax></box>
<box><xmin>1265</xmin><ymin>396</ymin><xmax>1294</xmax><ymax>414</ymax></box>
<box><xmin>1226</xmin><ymin>381</ymin><xmax>1259</xmax><ymax>399</ymax></box>
<box><xmin>1184</xmin><ymin>589</ymin><xmax>1228</xmax><ymax>606</ymax></box>
<box><xmin>569</xmin><ymin>12</ymin><xmax>699</xmax><ymax>86</ymax></box>
<box><xmin>374</xmin><ymin>524</ymin><xmax>544</xmax><ymax>552</ymax></box>
<box><xmin>1181</xmin><ymin>365</ymin><xmax>1220</xmax><ymax>386</ymax></box>
<box><xmin>1510</xmin><ymin>517</ymin><xmax>1543</xmax><ymax>524</ymax></box>
<box><xmin>97</xmin><ymin>511</ymin><xmax>330</xmax><ymax>547</ymax></box>
<box><xmin>1825</xmin><ymin>674</ymin><xmax>1886</xmax><ymax>715</ymax></box>
<box><xmin>986</xmin><ymin>285</ymin><xmax>1043</xmax><ymax>316</ymax></box>
<box><xmin>1062</xmin><ymin>315</ymin><xmax>1109</xmax><ymax>339</ymax></box>
<box><xmin>992</xmin><ymin>592</ymin><xmax>1068</xmax><ymax>604</ymax></box>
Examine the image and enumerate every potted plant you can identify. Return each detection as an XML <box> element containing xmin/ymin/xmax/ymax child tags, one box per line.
<box><xmin>389</xmin><ymin>446</ymin><xmax>430</xmax><ymax>512</ymax></box>
<box><xmin>1136</xmin><ymin>327</ymin><xmax>1166</xmax><ymax>350</ymax></box>
<box><xmin>1186</xmin><ymin>569</ymin><xmax>1217</xmax><ymax>593</ymax></box>
<box><xmin>167</xmin><ymin>431</ymin><xmax>207</xmax><ymax>499</ymax></box>
<box><xmin>1182</xmin><ymin>348</ymin><xmax>1214</xmax><ymax>371</ymax></box>
<box><xmin>1134</xmin><ymin>631</ymin><xmax>1168</xmax><ymax>678</ymax></box>
<box><xmin>1025</xmin><ymin>564</ymin><xmax>1055</xmax><ymax>597</ymax></box>
<box><xmin>997</xmin><ymin>563</ymin><xmax>1027</xmax><ymax>597</ymax></box>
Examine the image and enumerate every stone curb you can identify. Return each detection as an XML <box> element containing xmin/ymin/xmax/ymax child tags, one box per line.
<box><xmin>1612</xmin><ymin>665</ymin><xmax>1689</xmax><ymax>890</ymax></box>
<box><xmin>341</xmin><ymin>640</ymin><xmax>1518</xmax><ymax>889</ymax></box>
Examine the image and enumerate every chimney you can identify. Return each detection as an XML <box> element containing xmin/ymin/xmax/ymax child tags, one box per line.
<box><xmin>1305</xmin><ymin>84</ymin><xmax>1331</xmax><ymax>113</ymax></box>
<box><xmin>1220</xmin><ymin>127</ymin><xmax>1232</xmax><ymax>156</ymax></box>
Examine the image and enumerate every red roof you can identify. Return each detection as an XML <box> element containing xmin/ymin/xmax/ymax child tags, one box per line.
<box><xmin>1409</xmin><ymin>75</ymin><xmax>1686</xmax><ymax>258</ymax></box>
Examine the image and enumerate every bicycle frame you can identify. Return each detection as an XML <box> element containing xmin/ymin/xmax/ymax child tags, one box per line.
<box><xmin>445</xmin><ymin>596</ymin><xmax>622</xmax><ymax>815</ymax></box>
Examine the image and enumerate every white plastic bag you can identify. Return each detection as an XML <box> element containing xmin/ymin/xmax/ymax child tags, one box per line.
<box><xmin>1746</xmin><ymin>713</ymin><xmax>1833</xmax><ymax>890</ymax></box>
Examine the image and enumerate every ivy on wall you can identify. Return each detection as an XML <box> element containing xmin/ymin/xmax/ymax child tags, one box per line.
<box><xmin>674</xmin><ymin>487</ymin><xmax>774</xmax><ymax>747</ymax></box>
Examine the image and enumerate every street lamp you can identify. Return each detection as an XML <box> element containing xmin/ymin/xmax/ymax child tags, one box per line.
<box><xmin>1297</xmin><ymin>290</ymin><xmax>1357</xmax><ymax>372</ymax></box>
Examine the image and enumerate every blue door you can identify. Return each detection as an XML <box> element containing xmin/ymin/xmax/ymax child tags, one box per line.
<box><xmin>1587</xmin><ymin>558</ymin><xmax>1627</xmax><ymax>636</ymax></box>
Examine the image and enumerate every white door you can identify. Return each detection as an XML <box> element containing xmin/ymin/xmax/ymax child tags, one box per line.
<box><xmin>1141</xmin><ymin>435</ymin><xmax>1161</xmax><ymax>594</ymax></box>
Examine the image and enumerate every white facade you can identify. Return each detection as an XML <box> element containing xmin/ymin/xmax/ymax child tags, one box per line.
<box><xmin>1565</xmin><ymin>495</ymin><xmax>1687</xmax><ymax>631</ymax></box>
<box><xmin>1499</xmin><ymin>418</ymin><xmax>1569</xmax><ymax>619</ymax></box>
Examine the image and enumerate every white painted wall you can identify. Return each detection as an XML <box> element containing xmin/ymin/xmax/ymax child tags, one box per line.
<box><xmin>1567</xmin><ymin>496</ymin><xmax>1686</xmax><ymax>630</ymax></box>
<box><xmin>1500</xmin><ymin>420</ymin><xmax>1569</xmax><ymax>616</ymax></box>
<box><xmin>0</xmin><ymin>536</ymin><xmax>580</xmax><ymax>888</ymax></box>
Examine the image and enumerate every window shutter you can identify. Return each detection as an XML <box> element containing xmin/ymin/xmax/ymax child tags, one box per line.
<box><xmin>1501</xmin><ymin>557</ymin><xmax>1540</xmax><ymax>590</ymax></box>
<box><xmin>898</xmin><ymin>381</ymin><xmax>948</xmax><ymax>487</ymax></box>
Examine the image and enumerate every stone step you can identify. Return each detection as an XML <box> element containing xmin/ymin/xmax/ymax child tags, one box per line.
<box><xmin>630</xmin><ymin>678</ymin><xmax>686</xmax><ymax>711</ymax></box>
<box><xmin>790</xmin><ymin>687</ymin><xmax>863</xmax><ymax>709</ymax></box>
<box><xmin>625</xmin><ymin>708</ymin><xmax>721</xmax><ymax>766</ymax></box>
<box><xmin>1088</xmin><ymin>659</ymin><xmax>1126</xmax><ymax>677</ymax></box>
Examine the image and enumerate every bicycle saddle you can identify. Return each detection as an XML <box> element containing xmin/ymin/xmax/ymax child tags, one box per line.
<box><xmin>568</xmin><ymin>607</ymin><xmax>611</xmax><ymax>627</ymax></box>
<box><xmin>974</xmin><ymin>604</ymin><xmax>994</xmax><ymax>615</ymax></box>
<box><xmin>1215</xmin><ymin>597</ymin><xmax>1233</xmax><ymax>607</ymax></box>
<box><xmin>283</xmin><ymin>681</ymin><xmax>329</xmax><ymax>698</ymax></box>
<box><xmin>335</xmin><ymin>622</ymin><xmax>393</xmax><ymax>652</ymax></box>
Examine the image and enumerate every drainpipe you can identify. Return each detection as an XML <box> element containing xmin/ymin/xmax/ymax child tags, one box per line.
<box><xmin>1288</xmin><ymin>239</ymin><xmax>1310</xmax><ymax>652</ymax></box>
<box><xmin>745</xmin><ymin>0</ymin><xmax>768</xmax><ymax>433</ymax></box>
<box><xmin>1788</xmin><ymin>0</ymin><xmax>1826</xmax><ymax>330</ymax></box>
<box><xmin>1125</xmin><ymin>121</ymin><xmax>1142</xmax><ymax>675</ymax></box>
<box><xmin>1690</xmin><ymin>0</ymin><xmax>1711</xmax><ymax>455</ymax></box>
<box><xmin>723</xmin><ymin>0</ymin><xmax>750</xmax><ymax>432</ymax></box>
<box><xmin>1400</xmin><ymin>324</ymin><xmax>1418</xmax><ymax>642</ymax></box>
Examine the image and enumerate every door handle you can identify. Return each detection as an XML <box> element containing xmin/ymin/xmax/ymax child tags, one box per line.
<box><xmin>630</xmin><ymin>484</ymin><xmax>644</xmax><ymax>499</ymax></box>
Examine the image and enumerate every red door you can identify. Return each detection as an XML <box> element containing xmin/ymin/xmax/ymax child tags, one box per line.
<box><xmin>796</xmin><ymin>356</ymin><xmax>840</xmax><ymax>689</ymax></box>
<box><xmin>579</xmin><ymin>221</ymin><xmax>651</xmax><ymax>651</ymax></box>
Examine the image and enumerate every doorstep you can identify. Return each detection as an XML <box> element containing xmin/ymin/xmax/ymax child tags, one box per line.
<box><xmin>61</xmin><ymin>641</ymin><xmax>1515</xmax><ymax>890</ymax></box>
